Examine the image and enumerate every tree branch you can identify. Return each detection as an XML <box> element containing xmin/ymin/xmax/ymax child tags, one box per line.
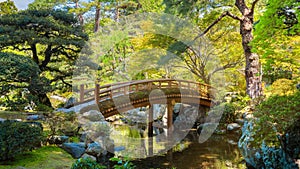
<box><xmin>60</xmin><ymin>78</ymin><xmax>72</xmax><ymax>87</ymax></box>
<box><xmin>31</xmin><ymin>44</ymin><xmax>39</xmax><ymax>65</ymax></box>
<box><xmin>195</xmin><ymin>11</ymin><xmax>242</xmax><ymax>40</ymax></box>
<box><xmin>207</xmin><ymin>60</ymin><xmax>243</xmax><ymax>80</ymax></box>
<box><xmin>251</xmin><ymin>0</ymin><xmax>260</xmax><ymax>13</ymax></box>
<box><xmin>13</xmin><ymin>46</ymin><xmax>32</xmax><ymax>51</ymax></box>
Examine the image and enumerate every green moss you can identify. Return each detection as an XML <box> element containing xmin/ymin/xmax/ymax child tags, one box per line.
<box><xmin>0</xmin><ymin>146</ymin><xmax>74</xmax><ymax>169</ymax></box>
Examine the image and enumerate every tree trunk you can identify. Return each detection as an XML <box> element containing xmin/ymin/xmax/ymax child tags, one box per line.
<box><xmin>239</xmin><ymin>7</ymin><xmax>263</xmax><ymax>99</ymax></box>
<box><xmin>94</xmin><ymin>2</ymin><xmax>101</xmax><ymax>33</ymax></box>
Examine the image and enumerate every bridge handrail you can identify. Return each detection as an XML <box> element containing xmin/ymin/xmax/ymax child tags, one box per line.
<box><xmin>76</xmin><ymin>79</ymin><xmax>214</xmax><ymax>106</ymax></box>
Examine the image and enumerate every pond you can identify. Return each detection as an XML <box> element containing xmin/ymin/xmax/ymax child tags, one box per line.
<box><xmin>111</xmin><ymin>124</ymin><xmax>246</xmax><ymax>169</ymax></box>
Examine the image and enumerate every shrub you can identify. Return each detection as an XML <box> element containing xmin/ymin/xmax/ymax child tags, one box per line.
<box><xmin>253</xmin><ymin>91</ymin><xmax>300</xmax><ymax>148</ymax></box>
<box><xmin>0</xmin><ymin>120</ymin><xmax>43</xmax><ymax>161</ymax></box>
<box><xmin>71</xmin><ymin>157</ymin><xmax>106</xmax><ymax>169</ymax></box>
<box><xmin>265</xmin><ymin>78</ymin><xmax>297</xmax><ymax>97</ymax></box>
<box><xmin>46</xmin><ymin>111</ymin><xmax>79</xmax><ymax>137</ymax></box>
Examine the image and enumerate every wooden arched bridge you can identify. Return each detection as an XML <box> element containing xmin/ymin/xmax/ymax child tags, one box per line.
<box><xmin>75</xmin><ymin>79</ymin><xmax>215</xmax><ymax>118</ymax></box>
<box><xmin>72</xmin><ymin>79</ymin><xmax>215</xmax><ymax>144</ymax></box>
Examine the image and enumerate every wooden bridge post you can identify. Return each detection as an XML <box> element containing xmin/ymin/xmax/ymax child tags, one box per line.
<box><xmin>80</xmin><ymin>84</ymin><xmax>84</xmax><ymax>102</ymax></box>
<box><xmin>167</xmin><ymin>100</ymin><xmax>175</xmax><ymax>137</ymax></box>
<box><xmin>148</xmin><ymin>104</ymin><xmax>154</xmax><ymax>137</ymax></box>
<box><xmin>95</xmin><ymin>84</ymin><xmax>100</xmax><ymax>103</ymax></box>
<box><xmin>148</xmin><ymin>104</ymin><xmax>154</xmax><ymax>156</ymax></box>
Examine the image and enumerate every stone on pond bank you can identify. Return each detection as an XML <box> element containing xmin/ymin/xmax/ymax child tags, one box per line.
<box><xmin>197</xmin><ymin>123</ymin><xmax>219</xmax><ymax>134</ymax></box>
<box><xmin>48</xmin><ymin>135</ymin><xmax>69</xmax><ymax>144</ymax></box>
<box><xmin>235</xmin><ymin>119</ymin><xmax>245</xmax><ymax>125</ymax></box>
<box><xmin>80</xmin><ymin>110</ymin><xmax>105</xmax><ymax>122</ymax></box>
<box><xmin>86</xmin><ymin>142</ymin><xmax>104</xmax><ymax>156</ymax></box>
<box><xmin>81</xmin><ymin>153</ymin><xmax>97</xmax><ymax>161</ymax></box>
<box><xmin>26</xmin><ymin>114</ymin><xmax>44</xmax><ymax>121</ymax></box>
<box><xmin>227</xmin><ymin>123</ymin><xmax>241</xmax><ymax>131</ymax></box>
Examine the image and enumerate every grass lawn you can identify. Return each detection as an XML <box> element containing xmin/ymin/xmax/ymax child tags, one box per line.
<box><xmin>0</xmin><ymin>146</ymin><xmax>75</xmax><ymax>169</ymax></box>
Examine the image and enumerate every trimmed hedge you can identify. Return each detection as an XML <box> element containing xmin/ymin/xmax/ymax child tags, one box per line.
<box><xmin>0</xmin><ymin>120</ymin><xmax>43</xmax><ymax>161</ymax></box>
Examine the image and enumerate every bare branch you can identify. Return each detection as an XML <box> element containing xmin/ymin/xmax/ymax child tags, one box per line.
<box><xmin>195</xmin><ymin>11</ymin><xmax>242</xmax><ymax>40</ymax></box>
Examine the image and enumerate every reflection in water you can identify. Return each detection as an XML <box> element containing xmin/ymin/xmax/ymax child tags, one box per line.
<box><xmin>112</xmin><ymin>126</ymin><xmax>246</xmax><ymax>169</ymax></box>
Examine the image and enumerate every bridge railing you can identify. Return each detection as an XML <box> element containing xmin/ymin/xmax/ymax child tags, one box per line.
<box><xmin>76</xmin><ymin>79</ymin><xmax>214</xmax><ymax>105</ymax></box>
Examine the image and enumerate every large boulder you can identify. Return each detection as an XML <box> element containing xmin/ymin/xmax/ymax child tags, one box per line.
<box><xmin>61</xmin><ymin>142</ymin><xmax>85</xmax><ymax>159</ymax></box>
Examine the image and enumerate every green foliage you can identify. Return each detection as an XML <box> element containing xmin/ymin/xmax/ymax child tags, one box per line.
<box><xmin>71</xmin><ymin>157</ymin><xmax>106</xmax><ymax>169</ymax></box>
<box><xmin>0</xmin><ymin>0</ymin><xmax>17</xmax><ymax>15</ymax></box>
<box><xmin>46</xmin><ymin>111</ymin><xmax>79</xmax><ymax>137</ymax></box>
<box><xmin>0</xmin><ymin>121</ymin><xmax>43</xmax><ymax>161</ymax></box>
<box><xmin>28</xmin><ymin>0</ymin><xmax>66</xmax><ymax>10</ymax></box>
<box><xmin>265</xmin><ymin>78</ymin><xmax>297</xmax><ymax>97</ymax></box>
<box><xmin>252</xmin><ymin>91</ymin><xmax>300</xmax><ymax>147</ymax></box>
<box><xmin>252</xmin><ymin>0</ymin><xmax>300</xmax><ymax>84</ymax></box>
<box><xmin>0</xmin><ymin>52</ymin><xmax>51</xmax><ymax>110</ymax></box>
<box><xmin>110</xmin><ymin>156</ymin><xmax>135</xmax><ymax>169</ymax></box>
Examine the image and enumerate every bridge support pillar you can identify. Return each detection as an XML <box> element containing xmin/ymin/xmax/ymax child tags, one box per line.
<box><xmin>148</xmin><ymin>104</ymin><xmax>154</xmax><ymax>156</ymax></box>
<box><xmin>148</xmin><ymin>105</ymin><xmax>153</xmax><ymax>137</ymax></box>
<box><xmin>167</xmin><ymin>99</ymin><xmax>175</xmax><ymax>137</ymax></box>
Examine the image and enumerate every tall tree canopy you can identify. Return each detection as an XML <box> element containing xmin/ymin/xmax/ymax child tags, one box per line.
<box><xmin>252</xmin><ymin>0</ymin><xmax>300</xmax><ymax>84</ymax></box>
<box><xmin>0</xmin><ymin>9</ymin><xmax>88</xmax><ymax>106</ymax></box>
<box><xmin>163</xmin><ymin>0</ymin><xmax>264</xmax><ymax>99</ymax></box>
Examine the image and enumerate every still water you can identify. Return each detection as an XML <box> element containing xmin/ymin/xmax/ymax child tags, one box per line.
<box><xmin>111</xmin><ymin>125</ymin><xmax>246</xmax><ymax>169</ymax></box>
